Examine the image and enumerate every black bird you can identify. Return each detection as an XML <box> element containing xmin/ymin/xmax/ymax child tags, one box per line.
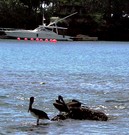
<box><xmin>53</xmin><ymin>95</ymin><xmax>84</xmax><ymax>114</ymax></box>
<box><xmin>67</xmin><ymin>99</ymin><xmax>82</xmax><ymax>108</ymax></box>
<box><xmin>58</xmin><ymin>95</ymin><xmax>83</xmax><ymax>108</ymax></box>
<box><xmin>53</xmin><ymin>95</ymin><xmax>69</xmax><ymax>114</ymax></box>
<box><xmin>28</xmin><ymin>97</ymin><xmax>49</xmax><ymax>125</ymax></box>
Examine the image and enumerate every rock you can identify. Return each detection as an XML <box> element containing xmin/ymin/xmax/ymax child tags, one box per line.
<box><xmin>51</xmin><ymin>114</ymin><xmax>68</xmax><ymax>121</ymax></box>
<box><xmin>69</xmin><ymin>107</ymin><xmax>108</xmax><ymax>121</ymax></box>
<box><xmin>51</xmin><ymin>106</ymin><xmax>108</xmax><ymax>121</ymax></box>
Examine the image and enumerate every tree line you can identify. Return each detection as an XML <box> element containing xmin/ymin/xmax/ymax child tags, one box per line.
<box><xmin>0</xmin><ymin>0</ymin><xmax>129</xmax><ymax>40</ymax></box>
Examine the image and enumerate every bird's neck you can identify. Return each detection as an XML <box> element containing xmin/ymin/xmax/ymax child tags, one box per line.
<box><xmin>29</xmin><ymin>102</ymin><xmax>33</xmax><ymax>111</ymax></box>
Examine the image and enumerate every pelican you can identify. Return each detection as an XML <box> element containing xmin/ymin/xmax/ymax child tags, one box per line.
<box><xmin>28</xmin><ymin>97</ymin><xmax>49</xmax><ymax>125</ymax></box>
<box><xmin>57</xmin><ymin>95</ymin><xmax>83</xmax><ymax>107</ymax></box>
<box><xmin>53</xmin><ymin>95</ymin><xmax>84</xmax><ymax>114</ymax></box>
<box><xmin>67</xmin><ymin>99</ymin><xmax>82</xmax><ymax>108</ymax></box>
<box><xmin>53</xmin><ymin>95</ymin><xmax>69</xmax><ymax>114</ymax></box>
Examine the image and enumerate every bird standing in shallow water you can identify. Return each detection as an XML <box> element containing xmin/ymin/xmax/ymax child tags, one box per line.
<box><xmin>28</xmin><ymin>97</ymin><xmax>49</xmax><ymax>125</ymax></box>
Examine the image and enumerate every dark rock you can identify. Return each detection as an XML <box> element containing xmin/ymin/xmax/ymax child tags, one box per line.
<box><xmin>51</xmin><ymin>114</ymin><xmax>68</xmax><ymax>121</ymax></box>
<box><xmin>51</xmin><ymin>106</ymin><xmax>108</xmax><ymax>121</ymax></box>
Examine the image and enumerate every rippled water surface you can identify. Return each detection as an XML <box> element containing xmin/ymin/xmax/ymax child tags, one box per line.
<box><xmin>1</xmin><ymin>40</ymin><xmax>129</xmax><ymax>134</ymax></box>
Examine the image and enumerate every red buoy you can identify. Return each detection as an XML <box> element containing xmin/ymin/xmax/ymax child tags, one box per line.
<box><xmin>36</xmin><ymin>38</ymin><xmax>39</xmax><ymax>41</ymax></box>
<box><xmin>45</xmin><ymin>39</ymin><xmax>48</xmax><ymax>42</ymax></box>
<box><xmin>30</xmin><ymin>38</ymin><xmax>34</xmax><ymax>41</ymax></box>
<box><xmin>40</xmin><ymin>39</ymin><xmax>43</xmax><ymax>42</ymax></box>
<box><xmin>50</xmin><ymin>39</ymin><xmax>53</xmax><ymax>42</ymax></box>
<box><xmin>52</xmin><ymin>39</ymin><xmax>57</xmax><ymax>43</ymax></box>
<box><xmin>17</xmin><ymin>37</ymin><xmax>20</xmax><ymax>40</ymax></box>
<box><xmin>24</xmin><ymin>38</ymin><xmax>28</xmax><ymax>41</ymax></box>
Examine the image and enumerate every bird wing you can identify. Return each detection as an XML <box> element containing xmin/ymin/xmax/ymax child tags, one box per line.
<box><xmin>31</xmin><ymin>108</ymin><xmax>49</xmax><ymax>119</ymax></box>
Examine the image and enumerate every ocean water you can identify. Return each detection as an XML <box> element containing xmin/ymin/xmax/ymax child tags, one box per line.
<box><xmin>0</xmin><ymin>39</ymin><xmax>129</xmax><ymax>135</ymax></box>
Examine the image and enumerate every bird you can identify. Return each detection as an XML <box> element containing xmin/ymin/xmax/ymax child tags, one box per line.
<box><xmin>67</xmin><ymin>99</ymin><xmax>82</xmax><ymax>108</ymax></box>
<box><xmin>58</xmin><ymin>95</ymin><xmax>83</xmax><ymax>108</ymax></box>
<box><xmin>28</xmin><ymin>97</ymin><xmax>49</xmax><ymax>125</ymax></box>
<box><xmin>53</xmin><ymin>95</ymin><xmax>70</xmax><ymax>114</ymax></box>
<box><xmin>53</xmin><ymin>95</ymin><xmax>84</xmax><ymax>114</ymax></box>
<box><xmin>53</xmin><ymin>95</ymin><xmax>108</xmax><ymax>121</ymax></box>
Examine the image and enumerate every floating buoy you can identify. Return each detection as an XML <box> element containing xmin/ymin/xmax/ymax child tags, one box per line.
<box><xmin>52</xmin><ymin>39</ymin><xmax>57</xmax><ymax>43</ymax></box>
<box><xmin>36</xmin><ymin>38</ymin><xmax>39</xmax><ymax>41</ymax></box>
<box><xmin>45</xmin><ymin>39</ymin><xmax>48</xmax><ymax>42</ymax></box>
<box><xmin>30</xmin><ymin>38</ymin><xmax>34</xmax><ymax>41</ymax></box>
<box><xmin>40</xmin><ymin>39</ymin><xmax>43</xmax><ymax>42</ymax></box>
<box><xmin>17</xmin><ymin>37</ymin><xmax>20</xmax><ymax>40</ymax></box>
<box><xmin>50</xmin><ymin>39</ymin><xmax>53</xmax><ymax>42</ymax></box>
<box><xmin>24</xmin><ymin>38</ymin><xmax>28</xmax><ymax>41</ymax></box>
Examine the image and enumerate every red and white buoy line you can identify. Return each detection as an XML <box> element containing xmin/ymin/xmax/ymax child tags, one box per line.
<box><xmin>17</xmin><ymin>37</ymin><xmax>57</xmax><ymax>43</ymax></box>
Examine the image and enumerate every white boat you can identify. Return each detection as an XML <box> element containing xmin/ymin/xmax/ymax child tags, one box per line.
<box><xmin>5</xmin><ymin>26</ymin><xmax>72</xmax><ymax>41</ymax></box>
<box><xmin>5</xmin><ymin>12</ymin><xmax>77</xmax><ymax>41</ymax></box>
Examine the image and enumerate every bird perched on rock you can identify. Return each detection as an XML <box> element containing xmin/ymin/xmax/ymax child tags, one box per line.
<box><xmin>53</xmin><ymin>95</ymin><xmax>70</xmax><ymax>114</ymax></box>
<box><xmin>53</xmin><ymin>95</ymin><xmax>85</xmax><ymax>114</ymax></box>
<box><xmin>67</xmin><ymin>99</ymin><xmax>83</xmax><ymax>108</ymax></box>
<box><xmin>53</xmin><ymin>95</ymin><xmax>108</xmax><ymax>121</ymax></box>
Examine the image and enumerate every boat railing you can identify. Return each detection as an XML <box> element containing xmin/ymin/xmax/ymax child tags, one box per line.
<box><xmin>0</xmin><ymin>28</ymin><xmax>15</xmax><ymax>31</ymax></box>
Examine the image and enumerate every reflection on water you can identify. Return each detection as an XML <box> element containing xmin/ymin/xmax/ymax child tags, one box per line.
<box><xmin>1</xmin><ymin>40</ymin><xmax>129</xmax><ymax>134</ymax></box>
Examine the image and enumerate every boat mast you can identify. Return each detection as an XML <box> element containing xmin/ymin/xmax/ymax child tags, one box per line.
<box><xmin>42</xmin><ymin>1</ymin><xmax>45</xmax><ymax>26</ymax></box>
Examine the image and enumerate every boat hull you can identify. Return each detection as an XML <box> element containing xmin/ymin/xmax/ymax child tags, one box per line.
<box><xmin>5</xmin><ymin>30</ymin><xmax>72</xmax><ymax>41</ymax></box>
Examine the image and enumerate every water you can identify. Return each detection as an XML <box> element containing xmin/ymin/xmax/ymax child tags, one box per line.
<box><xmin>0</xmin><ymin>39</ymin><xmax>129</xmax><ymax>134</ymax></box>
